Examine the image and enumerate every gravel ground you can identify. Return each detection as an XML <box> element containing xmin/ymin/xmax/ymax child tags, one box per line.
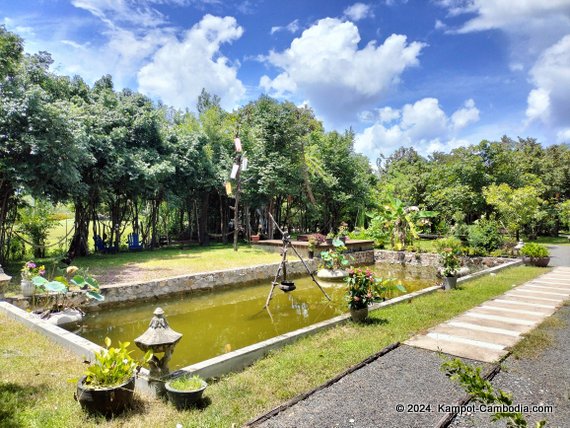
<box><xmin>449</xmin><ymin>304</ymin><xmax>570</xmax><ymax>428</ymax></box>
<box><xmin>255</xmin><ymin>345</ymin><xmax>489</xmax><ymax>428</ymax></box>
<box><xmin>548</xmin><ymin>245</ymin><xmax>570</xmax><ymax>267</ymax></box>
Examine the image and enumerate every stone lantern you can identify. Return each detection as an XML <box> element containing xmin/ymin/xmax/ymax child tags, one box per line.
<box><xmin>135</xmin><ymin>307</ymin><xmax>182</xmax><ymax>380</ymax></box>
<box><xmin>0</xmin><ymin>265</ymin><xmax>11</xmax><ymax>299</ymax></box>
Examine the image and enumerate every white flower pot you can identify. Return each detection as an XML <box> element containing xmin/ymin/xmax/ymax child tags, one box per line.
<box><xmin>21</xmin><ymin>279</ymin><xmax>35</xmax><ymax>297</ymax></box>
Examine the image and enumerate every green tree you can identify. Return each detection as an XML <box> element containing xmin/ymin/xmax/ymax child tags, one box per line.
<box><xmin>483</xmin><ymin>183</ymin><xmax>544</xmax><ymax>240</ymax></box>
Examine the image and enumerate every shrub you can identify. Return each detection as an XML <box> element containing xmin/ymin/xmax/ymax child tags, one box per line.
<box><xmin>434</xmin><ymin>236</ymin><xmax>463</xmax><ymax>254</ymax></box>
<box><xmin>467</xmin><ymin>216</ymin><xmax>504</xmax><ymax>252</ymax></box>
<box><xmin>520</xmin><ymin>243</ymin><xmax>549</xmax><ymax>258</ymax></box>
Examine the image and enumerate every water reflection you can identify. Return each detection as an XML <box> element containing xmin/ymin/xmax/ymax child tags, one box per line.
<box><xmin>71</xmin><ymin>264</ymin><xmax>436</xmax><ymax>370</ymax></box>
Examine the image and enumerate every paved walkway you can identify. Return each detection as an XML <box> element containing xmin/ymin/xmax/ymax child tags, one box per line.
<box><xmin>405</xmin><ymin>267</ymin><xmax>570</xmax><ymax>362</ymax></box>
<box><xmin>548</xmin><ymin>244</ymin><xmax>570</xmax><ymax>267</ymax></box>
<box><xmin>251</xmin><ymin>266</ymin><xmax>570</xmax><ymax>428</ymax></box>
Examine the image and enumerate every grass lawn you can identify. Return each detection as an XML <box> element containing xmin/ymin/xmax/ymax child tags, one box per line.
<box><xmin>527</xmin><ymin>236</ymin><xmax>570</xmax><ymax>245</ymax></box>
<box><xmin>0</xmin><ymin>265</ymin><xmax>547</xmax><ymax>427</ymax></box>
<box><xmin>4</xmin><ymin>244</ymin><xmax>282</xmax><ymax>285</ymax></box>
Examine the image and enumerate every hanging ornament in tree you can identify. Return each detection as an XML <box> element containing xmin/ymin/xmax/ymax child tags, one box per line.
<box><xmin>230</xmin><ymin>164</ymin><xmax>239</xmax><ymax>179</ymax></box>
<box><xmin>234</xmin><ymin>137</ymin><xmax>242</xmax><ymax>152</ymax></box>
<box><xmin>241</xmin><ymin>157</ymin><xmax>248</xmax><ymax>171</ymax></box>
<box><xmin>225</xmin><ymin>181</ymin><xmax>233</xmax><ymax>196</ymax></box>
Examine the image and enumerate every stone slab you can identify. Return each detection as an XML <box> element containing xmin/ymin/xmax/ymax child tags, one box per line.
<box><xmin>472</xmin><ymin>306</ymin><xmax>547</xmax><ymax>321</ymax></box>
<box><xmin>481</xmin><ymin>301</ymin><xmax>556</xmax><ymax>316</ymax></box>
<box><xmin>452</xmin><ymin>314</ymin><xmax>533</xmax><ymax>334</ymax></box>
<box><xmin>494</xmin><ymin>296</ymin><xmax>558</xmax><ymax>309</ymax></box>
<box><xmin>405</xmin><ymin>334</ymin><xmax>507</xmax><ymax>363</ymax></box>
<box><xmin>432</xmin><ymin>324</ymin><xmax>520</xmax><ymax>347</ymax></box>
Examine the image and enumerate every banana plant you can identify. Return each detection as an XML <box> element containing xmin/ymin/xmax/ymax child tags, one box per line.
<box><xmin>368</xmin><ymin>196</ymin><xmax>437</xmax><ymax>250</ymax></box>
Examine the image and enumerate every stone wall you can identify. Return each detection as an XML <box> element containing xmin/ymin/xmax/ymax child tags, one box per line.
<box><xmin>87</xmin><ymin>260</ymin><xmax>317</xmax><ymax>310</ymax></box>
<box><xmin>374</xmin><ymin>250</ymin><xmax>516</xmax><ymax>269</ymax></box>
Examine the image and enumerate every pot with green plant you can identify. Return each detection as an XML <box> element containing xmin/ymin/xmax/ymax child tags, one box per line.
<box><xmin>76</xmin><ymin>337</ymin><xmax>151</xmax><ymax>415</ymax></box>
<box><xmin>317</xmin><ymin>239</ymin><xmax>352</xmax><ymax>280</ymax></box>
<box><xmin>338</xmin><ymin>222</ymin><xmax>349</xmax><ymax>243</ymax></box>
<box><xmin>307</xmin><ymin>236</ymin><xmax>317</xmax><ymax>259</ymax></box>
<box><xmin>439</xmin><ymin>247</ymin><xmax>461</xmax><ymax>290</ymax></box>
<box><xmin>520</xmin><ymin>243</ymin><xmax>550</xmax><ymax>267</ymax></box>
<box><xmin>345</xmin><ymin>267</ymin><xmax>406</xmax><ymax>322</ymax></box>
<box><xmin>164</xmin><ymin>373</ymin><xmax>208</xmax><ymax>409</ymax></box>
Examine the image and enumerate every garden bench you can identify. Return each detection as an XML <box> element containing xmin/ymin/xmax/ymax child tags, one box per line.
<box><xmin>94</xmin><ymin>235</ymin><xmax>118</xmax><ymax>254</ymax></box>
<box><xmin>128</xmin><ymin>233</ymin><xmax>143</xmax><ymax>251</ymax></box>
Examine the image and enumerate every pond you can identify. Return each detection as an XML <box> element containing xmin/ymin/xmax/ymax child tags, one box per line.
<box><xmin>70</xmin><ymin>263</ymin><xmax>437</xmax><ymax>370</ymax></box>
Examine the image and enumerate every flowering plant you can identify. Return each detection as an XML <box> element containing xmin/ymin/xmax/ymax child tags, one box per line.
<box><xmin>32</xmin><ymin>265</ymin><xmax>104</xmax><ymax>301</ymax></box>
<box><xmin>440</xmin><ymin>247</ymin><xmax>461</xmax><ymax>277</ymax></box>
<box><xmin>21</xmin><ymin>261</ymin><xmax>45</xmax><ymax>280</ymax></box>
<box><xmin>345</xmin><ymin>267</ymin><xmax>406</xmax><ymax>310</ymax></box>
<box><xmin>307</xmin><ymin>233</ymin><xmax>326</xmax><ymax>251</ymax></box>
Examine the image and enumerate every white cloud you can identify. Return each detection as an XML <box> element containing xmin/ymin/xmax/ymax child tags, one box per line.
<box><xmin>138</xmin><ymin>15</ymin><xmax>245</xmax><ymax>111</ymax></box>
<box><xmin>526</xmin><ymin>35</ymin><xmax>570</xmax><ymax>127</ymax></box>
<box><xmin>71</xmin><ymin>0</ymin><xmax>168</xmax><ymax>28</ymax></box>
<box><xmin>270</xmin><ymin>19</ymin><xmax>300</xmax><ymax>35</ymax></box>
<box><xmin>259</xmin><ymin>18</ymin><xmax>425</xmax><ymax>124</ymax></box>
<box><xmin>355</xmin><ymin>97</ymin><xmax>480</xmax><ymax>160</ymax></box>
<box><xmin>437</xmin><ymin>0</ymin><xmax>570</xmax><ymax>57</ymax></box>
<box><xmin>556</xmin><ymin>128</ymin><xmax>570</xmax><ymax>143</ymax></box>
<box><xmin>450</xmin><ymin>98</ymin><xmax>479</xmax><ymax>131</ymax></box>
<box><xmin>378</xmin><ymin>106</ymin><xmax>401</xmax><ymax>123</ymax></box>
<box><xmin>434</xmin><ymin>19</ymin><xmax>446</xmax><ymax>30</ymax></box>
<box><xmin>343</xmin><ymin>3</ymin><xmax>374</xmax><ymax>22</ymax></box>
<box><xmin>438</xmin><ymin>1</ymin><xmax>570</xmax><ymax>34</ymax></box>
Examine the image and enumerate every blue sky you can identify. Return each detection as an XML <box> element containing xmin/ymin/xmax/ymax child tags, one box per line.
<box><xmin>2</xmin><ymin>0</ymin><xmax>570</xmax><ymax>162</ymax></box>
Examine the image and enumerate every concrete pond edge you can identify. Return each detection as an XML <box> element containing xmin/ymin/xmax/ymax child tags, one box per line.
<box><xmin>0</xmin><ymin>257</ymin><xmax>522</xmax><ymax>396</ymax></box>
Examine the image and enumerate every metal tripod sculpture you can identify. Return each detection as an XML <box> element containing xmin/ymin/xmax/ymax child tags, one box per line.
<box><xmin>264</xmin><ymin>214</ymin><xmax>331</xmax><ymax>309</ymax></box>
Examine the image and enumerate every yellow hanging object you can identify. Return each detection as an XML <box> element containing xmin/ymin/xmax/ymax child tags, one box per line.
<box><xmin>225</xmin><ymin>181</ymin><xmax>233</xmax><ymax>196</ymax></box>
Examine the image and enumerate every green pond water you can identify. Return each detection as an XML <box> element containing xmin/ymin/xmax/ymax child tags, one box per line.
<box><xmin>73</xmin><ymin>264</ymin><xmax>437</xmax><ymax>370</ymax></box>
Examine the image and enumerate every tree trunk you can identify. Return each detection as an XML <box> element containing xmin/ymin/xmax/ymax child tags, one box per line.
<box><xmin>199</xmin><ymin>192</ymin><xmax>210</xmax><ymax>246</ymax></box>
<box><xmin>67</xmin><ymin>200</ymin><xmax>90</xmax><ymax>259</ymax></box>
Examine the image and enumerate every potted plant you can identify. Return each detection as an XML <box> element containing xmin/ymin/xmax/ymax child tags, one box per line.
<box><xmin>520</xmin><ymin>243</ymin><xmax>550</xmax><ymax>267</ymax></box>
<box><xmin>164</xmin><ymin>373</ymin><xmax>208</xmax><ymax>410</ymax></box>
<box><xmin>307</xmin><ymin>236</ymin><xmax>317</xmax><ymax>259</ymax></box>
<box><xmin>20</xmin><ymin>261</ymin><xmax>45</xmax><ymax>297</ymax></box>
<box><xmin>338</xmin><ymin>222</ymin><xmax>349</xmax><ymax>243</ymax></box>
<box><xmin>325</xmin><ymin>232</ymin><xmax>335</xmax><ymax>245</ymax></box>
<box><xmin>345</xmin><ymin>267</ymin><xmax>405</xmax><ymax>322</ymax></box>
<box><xmin>317</xmin><ymin>239</ymin><xmax>352</xmax><ymax>279</ymax></box>
<box><xmin>76</xmin><ymin>337</ymin><xmax>151</xmax><ymax>415</ymax></box>
<box><xmin>439</xmin><ymin>247</ymin><xmax>461</xmax><ymax>290</ymax></box>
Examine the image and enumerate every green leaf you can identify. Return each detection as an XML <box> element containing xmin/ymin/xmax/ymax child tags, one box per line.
<box><xmin>52</xmin><ymin>276</ymin><xmax>69</xmax><ymax>287</ymax></box>
<box><xmin>86</xmin><ymin>291</ymin><xmax>105</xmax><ymax>301</ymax></box>
<box><xmin>32</xmin><ymin>276</ymin><xmax>48</xmax><ymax>286</ymax></box>
<box><xmin>44</xmin><ymin>281</ymin><xmax>68</xmax><ymax>293</ymax></box>
<box><xmin>332</xmin><ymin>237</ymin><xmax>344</xmax><ymax>247</ymax></box>
<box><xmin>85</xmin><ymin>277</ymin><xmax>99</xmax><ymax>289</ymax></box>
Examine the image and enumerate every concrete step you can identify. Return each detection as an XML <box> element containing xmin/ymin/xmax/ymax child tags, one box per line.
<box><xmin>476</xmin><ymin>304</ymin><xmax>550</xmax><ymax>319</ymax></box>
<box><xmin>405</xmin><ymin>334</ymin><xmax>507</xmax><ymax>363</ymax></box>
<box><xmin>433</xmin><ymin>324</ymin><xmax>519</xmax><ymax>347</ymax></box>
<box><xmin>484</xmin><ymin>300</ymin><xmax>555</xmax><ymax>315</ymax></box>
<box><xmin>514</xmin><ymin>287</ymin><xmax>570</xmax><ymax>297</ymax></box>
<box><xmin>454</xmin><ymin>314</ymin><xmax>533</xmax><ymax>334</ymax></box>
<box><xmin>494</xmin><ymin>296</ymin><xmax>558</xmax><ymax>309</ymax></box>
<box><xmin>505</xmin><ymin>291</ymin><xmax>563</xmax><ymax>303</ymax></box>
